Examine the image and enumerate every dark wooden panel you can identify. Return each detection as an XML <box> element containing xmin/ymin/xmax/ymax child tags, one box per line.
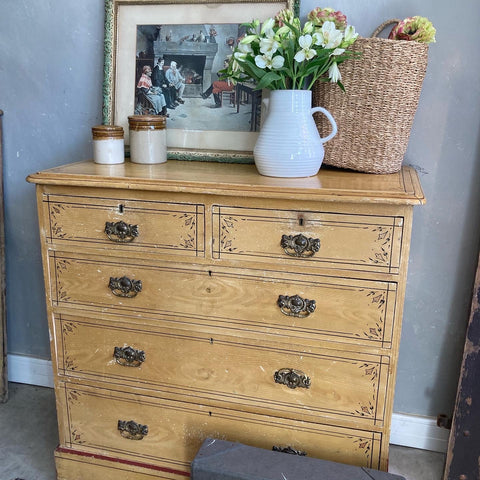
<box><xmin>444</xmin><ymin>249</ymin><xmax>480</xmax><ymax>479</ymax></box>
<box><xmin>0</xmin><ymin>109</ymin><xmax>6</xmax><ymax>402</ymax></box>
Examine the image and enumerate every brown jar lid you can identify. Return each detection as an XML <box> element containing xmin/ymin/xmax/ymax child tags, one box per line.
<box><xmin>128</xmin><ymin>115</ymin><xmax>166</xmax><ymax>131</ymax></box>
<box><xmin>92</xmin><ymin>125</ymin><xmax>124</xmax><ymax>140</ymax></box>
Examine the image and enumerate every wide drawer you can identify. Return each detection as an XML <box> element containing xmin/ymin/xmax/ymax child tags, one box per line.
<box><xmin>56</xmin><ymin>314</ymin><xmax>389</xmax><ymax>427</ymax></box>
<box><xmin>58</xmin><ymin>382</ymin><xmax>385</xmax><ymax>471</ymax></box>
<box><xmin>212</xmin><ymin>205</ymin><xmax>404</xmax><ymax>274</ymax></box>
<box><xmin>41</xmin><ymin>193</ymin><xmax>205</xmax><ymax>257</ymax></box>
<box><xmin>49</xmin><ymin>252</ymin><xmax>397</xmax><ymax>349</ymax></box>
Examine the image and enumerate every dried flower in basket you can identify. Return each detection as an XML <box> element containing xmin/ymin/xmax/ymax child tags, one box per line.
<box><xmin>389</xmin><ymin>16</ymin><xmax>436</xmax><ymax>43</ymax></box>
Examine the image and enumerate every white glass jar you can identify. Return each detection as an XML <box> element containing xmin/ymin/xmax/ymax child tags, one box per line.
<box><xmin>91</xmin><ymin>125</ymin><xmax>125</xmax><ymax>164</ymax></box>
<box><xmin>128</xmin><ymin>115</ymin><xmax>167</xmax><ymax>164</ymax></box>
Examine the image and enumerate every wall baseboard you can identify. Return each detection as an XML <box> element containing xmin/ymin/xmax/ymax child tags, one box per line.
<box><xmin>7</xmin><ymin>353</ymin><xmax>54</xmax><ymax>388</ymax></box>
<box><xmin>7</xmin><ymin>354</ymin><xmax>449</xmax><ymax>453</ymax></box>
<box><xmin>390</xmin><ymin>412</ymin><xmax>449</xmax><ymax>453</ymax></box>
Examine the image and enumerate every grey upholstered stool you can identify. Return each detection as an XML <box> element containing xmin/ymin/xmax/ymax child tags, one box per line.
<box><xmin>191</xmin><ymin>438</ymin><xmax>406</xmax><ymax>480</ymax></box>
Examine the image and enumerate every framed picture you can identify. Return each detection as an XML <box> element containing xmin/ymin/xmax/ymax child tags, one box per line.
<box><xmin>103</xmin><ymin>0</ymin><xmax>296</xmax><ymax>163</ymax></box>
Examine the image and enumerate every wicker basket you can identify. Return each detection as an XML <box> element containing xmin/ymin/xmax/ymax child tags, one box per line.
<box><xmin>312</xmin><ymin>20</ymin><xmax>429</xmax><ymax>174</ymax></box>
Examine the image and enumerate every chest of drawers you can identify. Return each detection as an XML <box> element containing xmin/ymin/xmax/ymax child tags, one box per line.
<box><xmin>28</xmin><ymin>160</ymin><xmax>424</xmax><ymax>479</ymax></box>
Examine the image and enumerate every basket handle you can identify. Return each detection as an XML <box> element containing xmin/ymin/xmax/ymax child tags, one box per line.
<box><xmin>371</xmin><ymin>19</ymin><xmax>401</xmax><ymax>38</ymax></box>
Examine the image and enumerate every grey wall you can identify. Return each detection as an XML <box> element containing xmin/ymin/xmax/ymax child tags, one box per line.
<box><xmin>1</xmin><ymin>0</ymin><xmax>479</xmax><ymax>418</ymax></box>
<box><xmin>0</xmin><ymin>1</ymin><xmax>105</xmax><ymax>355</ymax></box>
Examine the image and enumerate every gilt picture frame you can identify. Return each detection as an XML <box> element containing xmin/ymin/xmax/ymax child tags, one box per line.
<box><xmin>102</xmin><ymin>0</ymin><xmax>297</xmax><ymax>163</ymax></box>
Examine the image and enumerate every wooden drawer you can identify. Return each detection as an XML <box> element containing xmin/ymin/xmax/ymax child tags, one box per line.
<box><xmin>49</xmin><ymin>252</ymin><xmax>397</xmax><ymax>349</ymax></box>
<box><xmin>57</xmin><ymin>314</ymin><xmax>389</xmax><ymax>427</ymax></box>
<box><xmin>41</xmin><ymin>193</ymin><xmax>205</xmax><ymax>257</ymax></box>
<box><xmin>58</xmin><ymin>382</ymin><xmax>385</xmax><ymax>471</ymax></box>
<box><xmin>212</xmin><ymin>205</ymin><xmax>404</xmax><ymax>274</ymax></box>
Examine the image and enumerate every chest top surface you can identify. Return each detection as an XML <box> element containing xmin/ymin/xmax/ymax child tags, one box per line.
<box><xmin>27</xmin><ymin>160</ymin><xmax>425</xmax><ymax>205</ymax></box>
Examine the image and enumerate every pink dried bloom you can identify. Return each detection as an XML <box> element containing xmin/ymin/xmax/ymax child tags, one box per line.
<box><xmin>307</xmin><ymin>7</ymin><xmax>347</xmax><ymax>30</ymax></box>
<box><xmin>389</xmin><ymin>16</ymin><xmax>436</xmax><ymax>43</ymax></box>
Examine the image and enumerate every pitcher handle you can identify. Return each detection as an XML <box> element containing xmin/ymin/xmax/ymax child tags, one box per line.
<box><xmin>311</xmin><ymin>106</ymin><xmax>337</xmax><ymax>143</ymax></box>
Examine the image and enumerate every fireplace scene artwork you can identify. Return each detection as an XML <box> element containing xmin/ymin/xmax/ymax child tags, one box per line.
<box><xmin>135</xmin><ymin>23</ymin><xmax>261</xmax><ymax>132</ymax></box>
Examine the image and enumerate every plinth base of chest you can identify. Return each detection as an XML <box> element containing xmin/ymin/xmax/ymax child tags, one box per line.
<box><xmin>54</xmin><ymin>447</ymin><xmax>189</xmax><ymax>480</ymax></box>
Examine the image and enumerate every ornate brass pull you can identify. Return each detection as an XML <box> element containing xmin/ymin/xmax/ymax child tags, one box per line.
<box><xmin>118</xmin><ymin>420</ymin><xmax>148</xmax><ymax>440</ymax></box>
<box><xmin>272</xmin><ymin>446</ymin><xmax>307</xmax><ymax>456</ymax></box>
<box><xmin>109</xmin><ymin>276</ymin><xmax>142</xmax><ymax>298</ymax></box>
<box><xmin>281</xmin><ymin>234</ymin><xmax>320</xmax><ymax>258</ymax></box>
<box><xmin>114</xmin><ymin>346</ymin><xmax>145</xmax><ymax>367</ymax></box>
<box><xmin>105</xmin><ymin>221</ymin><xmax>139</xmax><ymax>243</ymax></box>
<box><xmin>277</xmin><ymin>295</ymin><xmax>316</xmax><ymax>318</ymax></box>
<box><xmin>274</xmin><ymin>368</ymin><xmax>311</xmax><ymax>389</ymax></box>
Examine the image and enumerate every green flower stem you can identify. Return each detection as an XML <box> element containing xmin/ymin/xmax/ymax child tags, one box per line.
<box><xmin>306</xmin><ymin>57</ymin><xmax>334</xmax><ymax>90</ymax></box>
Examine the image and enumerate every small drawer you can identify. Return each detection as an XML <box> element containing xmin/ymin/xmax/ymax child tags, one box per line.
<box><xmin>42</xmin><ymin>193</ymin><xmax>205</xmax><ymax>257</ymax></box>
<box><xmin>212</xmin><ymin>205</ymin><xmax>404</xmax><ymax>274</ymax></box>
<box><xmin>49</xmin><ymin>252</ymin><xmax>397</xmax><ymax>349</ymax></box>
<box><xmin>59</xmin><ymin>382</ymin><xmax>384</xmax><ymax>471</ymax></box>
<box><xmin>57</xmin><ymin>315</ymin><xmax>389</xmax><ymax>427</ymax></box>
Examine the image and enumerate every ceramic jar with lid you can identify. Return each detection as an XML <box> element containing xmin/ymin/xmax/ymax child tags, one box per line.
<box><xmin>128</xmin><ymin>115</ymin><xmax>167</xmax><ymax>164</ymax></box>
<box><xmin>91</xmin><ymin>125</ymin><xmax>125</xmax><ymax>164</ymax></box>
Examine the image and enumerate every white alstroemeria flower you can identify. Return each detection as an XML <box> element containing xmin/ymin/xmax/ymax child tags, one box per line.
<box><xmin>276</xmin><ymin>25</ymin><xmax>291</xmax><ymax>37</ymax></box>
<box><xmin>238</xmin><ymin>41</ymin><xmax>253</xmax><ymax>55</ymax></box>
<box><xmin>241</xmin><ymin>34</ymin><xmax>259</xmax><ymax>44</ymax></box>
<box><xmin>314</xmin><ymin>20</ymin><xmax>343</xmax><ymax>49</ymax></box>
<box><xmin>328</xmin><ymin>62</ymin><xmax>341</xmax><ymax>83</ymax></box>
<box><xmin>331</xmin><ymin>47</ymin><xmax>345</xmax><ymax>56</ymax></box>
<box><xmin>302</xmin><ymin>21</ymin><xmax>314</xmax><ymax>34</ymax></box>
<box><xmin>260</xmin><ymin>36</ymin><xmax>279</xmax><ymax>55</ymax></box>
<box><xmin>230</xmin><ymin>58</ymin><xmax>242</xmax><ymax>73</ymax></box>
<box><xmin>343</xmin><ymin>25</ymin><xmax>358</xmax><ymax>45</ymax></box>
<box><xmin>294</xmin><ymin>35</ymin><xmax>316</xmax><ymax>62</ymax></box>
<box><xmin>255</xmin><ymin>53</ymin><xmax>285</xmax><ymax>70</ymax></box>
<box><xmin>234</xmin><ymin>42</ymin><xmax>253</xmax><ymax>61</ymax></box>
<box><xmin>248</xmin><ymin>19</ymin><xmax>260</xmax><ymax>35</ymax></box>
<box><xmin>312</xmin><ymin>32</ymin><xmax>323</xmax><ymax>46</ymax></box>
<box><xmin>234</xmin><ymin>51</ymin><xmax>248</xmax><ymax>62</ymax></box>
<box><xmin>271</xmin><ymin>54</ymin><xmax>285</xmax><ymax>69</ymax></box>
<box><xmin>261</xmin><ymin>17</ymin><xmax>275</xmax><ymax>35</ymax></box>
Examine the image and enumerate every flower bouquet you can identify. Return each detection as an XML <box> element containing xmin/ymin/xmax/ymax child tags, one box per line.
<box><xmin>220</xmin><ymin>8</ymin><xmax>359</xmax><ymax>91</ymax></box>
<box><xmin>220</xmin><ymin>8</ymin><xmax>361</xmax><ymax>177</ymax></box>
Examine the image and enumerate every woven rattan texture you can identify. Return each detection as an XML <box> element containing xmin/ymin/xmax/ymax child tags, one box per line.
<box><xmin>313</xmin><ymin>35</ymin><xmax>428</xmax><ymax>174</ymax></box>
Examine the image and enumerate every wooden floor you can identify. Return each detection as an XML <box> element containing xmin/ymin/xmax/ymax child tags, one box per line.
<box><xmin>0</xmin><ymin>382</ymin><xmax>446</xmax><ymax>480</ymax></box>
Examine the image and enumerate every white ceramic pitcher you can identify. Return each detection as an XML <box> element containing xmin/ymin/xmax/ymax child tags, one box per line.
<box><xmin>253</xmin><ymin>89</ymin><xmax>337</xmax><ymax>178</ymax></box>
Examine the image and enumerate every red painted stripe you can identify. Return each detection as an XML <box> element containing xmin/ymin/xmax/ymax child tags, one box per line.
<box><xmin>55</xmin><ymin>446</ymin><xmax>190</xmax><ymax>477</ymax></box>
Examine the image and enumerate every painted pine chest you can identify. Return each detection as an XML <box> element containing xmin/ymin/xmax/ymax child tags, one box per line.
<box><xmin>28</xmin><ymin>160</ymin><xmax>424</xmax><ymax>479</ymax></box>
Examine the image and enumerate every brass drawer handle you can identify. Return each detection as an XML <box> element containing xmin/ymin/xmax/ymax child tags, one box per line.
<box><xmin>272</xmin><ymin>445</ymin><xmax>307</xmax><ymax>456</ymax></box>
<box><xmin>274</xmin><ymin>368</ymin><xmax>311</xmax><ymax>389</ymax></box>
<box><xmin>118</xmin><ymin>420</ymin><xmax>148</xmax><ymax>440</ymax></box>
<box><xmin>109</xmin><ymin>276</ymin><xmax>142</xmax><ymax>298</ymax></box>
<box><xmin>114</xmin><ymin>346</ymin><xmax>145</xmax><ymax>367</ymax></box>
<box><xmin>281</xmin><ymin>234</ymin><xmax>320</xmax><ymax>258</ymax></box>
<box><xmin>105</xmin><ymin>221</ymin><xmax>139</xmax><ymax>243</ymax></box>
<box><xmin>277</xmin><ymin>295</ymin><xmax>316</xmax><ymax>318</ymax></box>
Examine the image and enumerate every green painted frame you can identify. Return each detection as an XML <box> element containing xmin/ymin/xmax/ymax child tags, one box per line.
<box><xmin>102</xmin><ymin>0</ymin><xmax>298</xmax><ymax>163</ymax></box>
